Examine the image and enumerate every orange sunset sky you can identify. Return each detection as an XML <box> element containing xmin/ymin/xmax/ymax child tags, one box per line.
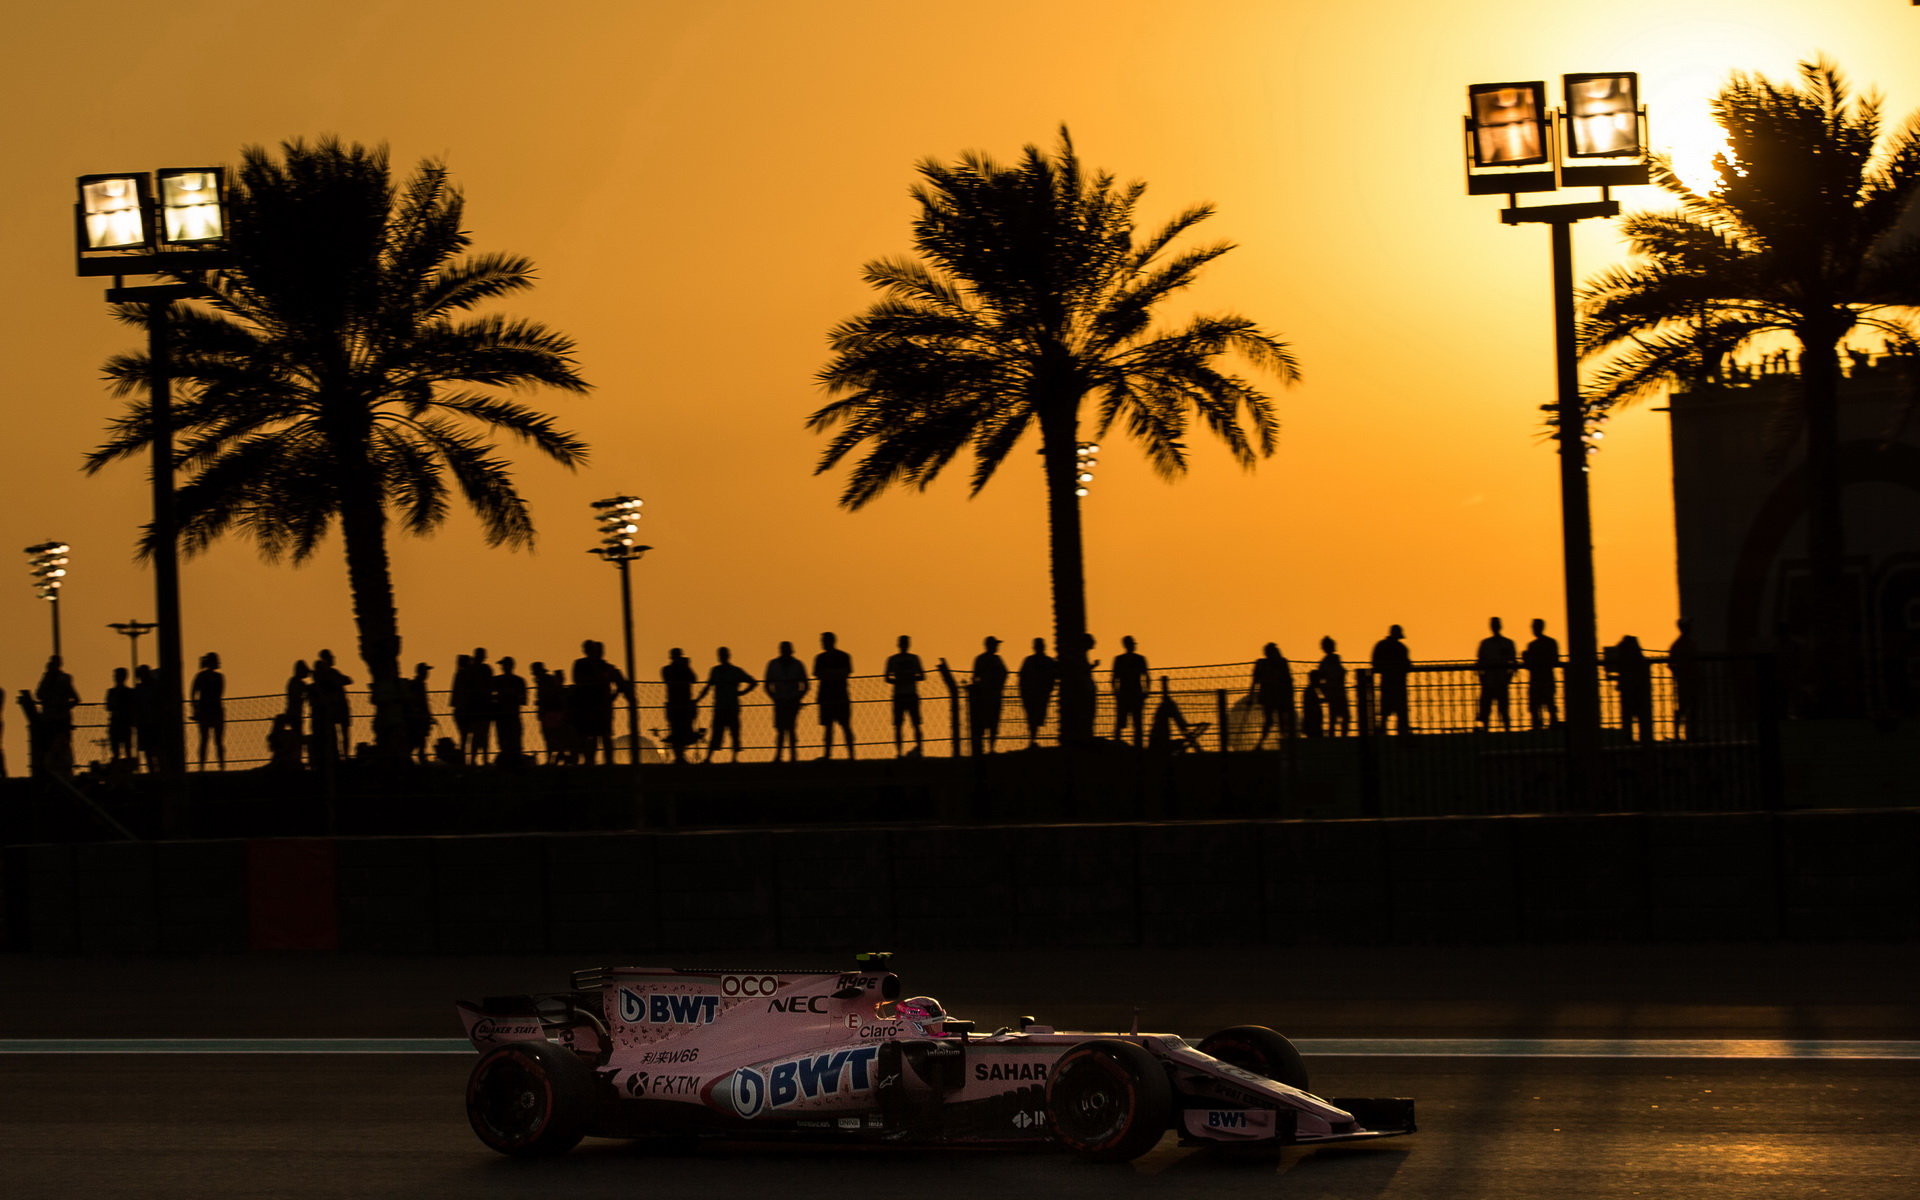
<box><xmin>5</xmin><ymin>1</ymin><xmax>1920</xmax><ymax>763</ymax></box>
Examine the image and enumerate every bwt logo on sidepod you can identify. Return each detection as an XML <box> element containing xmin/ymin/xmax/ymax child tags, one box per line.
<box><xmin>725</xmin><ymin>1046</ymin><xmax>879</xmax><ymax>1118</ymax></box>
<box><xmin>618</xmin><ymin>988</ymin><xmax>720</xmax><ymax>1025</ymax></box>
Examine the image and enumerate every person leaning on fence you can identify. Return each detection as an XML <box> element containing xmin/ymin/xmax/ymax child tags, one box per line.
<box><xmin>1523</xmin><ymin>618</ymin><xmax>1560</xmax><ymax>730</ymax></box>
<box><xmin>1474</xmin><ymin>618</ymin><xmax>1518</xmax><ymax>733</ymax></box>
<box><xmin>1251</xmin><ymin>643</ymin><xmax>1295</xmax><ymax>746</ymax></box>
<box><xmin>967</xmin><ymin>636</ymin><xmax>1010</xmax><ymax>755</ymax></box>
<box><xmin>885</xmin><ymin>635</ymin><xmax>927</xmax><ymax>757</ymax></box>
<box><xmin>1016</xmin><ymin>637</ymin><xmax>1056</xmax><ymax>747</ymax></box>
<box><xmin>1605</xmin><ymin>634</ymin><xmax>1656</xmax><ymax>742</ymax></box>
<box><xmin>813</xmin><ymin>632</ymin><xmax>856</xmax><ymax>760</ymax></box>
<box><xmin>696</xmin><ymin>647</ymin><xmax>758</xmax><ymax>763</ymax></box>
<box><xmin>1667</xmin><ymin>618</ymin><xmax>1699</xmax><ymax>740</ymax></box>
<box><xmin>1110</xmin><ymin>635</ymin><xmax>1151</xmax><ymax>745</ymax></box>
<box><xmin>1369</xmin><ymin>625</ymin><xmax>1413</xmax><ymax>735</ymax></box>
<box><xmin>763</xmin><ymin>641</ymin><xmax>810</xmax><ymax>762</ymax></box>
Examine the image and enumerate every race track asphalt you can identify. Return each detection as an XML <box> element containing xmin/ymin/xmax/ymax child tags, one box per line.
<box><xmin>3</xmin><ymin>943</ymin><xmax>1916</xmax><ymax>1199</ymax></box>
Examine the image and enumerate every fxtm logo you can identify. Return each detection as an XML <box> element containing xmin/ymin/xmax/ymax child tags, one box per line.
<box><xmin>730</xmin><ymin>1046</ymin><xmax>879</xmax><ymax>1118</ymax></box>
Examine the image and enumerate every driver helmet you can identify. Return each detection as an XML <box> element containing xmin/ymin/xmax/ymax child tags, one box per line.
<box><xmin>894</xmin><ymin>995</ymin><xmax>949</xmax><ymax>1038</ymax></box>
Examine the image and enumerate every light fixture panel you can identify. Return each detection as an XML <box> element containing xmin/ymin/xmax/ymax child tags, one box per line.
<box><xmin>1563</xmin><ymin>73</ymin><xmax>1641</xmax><ymax>158</ymax></box>
<box><xmin>1467</xmin><ymin>81</ymin><xmax>1549</xmax><ymax>167</ymax></box>
<box><xmin>157</xmin><ymin>167</ymin><xmax>227</xmax><ymax>245</ymax></box>
<box><xmin>77</xmin><ymin>173</ymin><xmax>152</xmax><ymax>251</ymax></box>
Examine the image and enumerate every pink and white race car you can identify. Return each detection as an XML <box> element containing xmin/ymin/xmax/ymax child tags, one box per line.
<box><xmin>456</xmin><ymin>952</ymin><xmax>1416</xmax><ymax>1162</ymax></box>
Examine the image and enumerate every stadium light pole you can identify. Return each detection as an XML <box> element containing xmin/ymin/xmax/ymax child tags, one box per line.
<box><xmin>25</xmin><ymin>541</ymin><xmax>70</xmax><ymax>659</ymax></box>
<box><xmin>589</xmin><ymin>495</ymin><xmax>651</xmax><ymax>766</ymax></box>
<box><xmin>1464</xmin><ymin>74</ymin><xmax>1649</xmax><ymax>784</ymax></box>
<box><xmin>75</xmin><ymin>166</ymin><xmax>230</xmax><ymax>778</ymax></box>
<box><xmin>108</xmin><ymin>618</ymin><xmax>158</xmax><ymax>673</ymax></box>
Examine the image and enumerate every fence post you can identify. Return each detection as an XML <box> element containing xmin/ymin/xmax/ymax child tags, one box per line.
<box><xmin>1356</xmin><ymin>668</ymin><xmax>1381</xmax><ymax>818</ymax></box>
<box><xmin>1214</xmin><ymin>689</ymin><xmax>1230</xmax><ymax>753</ymax></box>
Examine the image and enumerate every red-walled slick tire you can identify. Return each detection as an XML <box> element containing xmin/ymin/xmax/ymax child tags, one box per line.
<box><xmin>466</xmin><ymin>1041</ymin><xmax>597</xmax><ymax>1157</ymax></box>
<box><xmin>1045</xmin><ymin>1039</ymin><xmax>1173</xmax><ymax>1162</ymax></box>
<box><xmin>1197</xmin><ymin>1024</ymin><xmax>1310</xmax><ymax>1091</ymax></box>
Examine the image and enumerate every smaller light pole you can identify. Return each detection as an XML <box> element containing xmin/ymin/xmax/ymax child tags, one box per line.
<box><xmin>108</xmin><ymin>619</ymin><xmax>158</xmax><ymax>672</ymax></box>
<box><xmin>589</xmin><ymin>495</ymin><xmax>651</xmax><ymax>767</ymax></box>
<box><xmin>25</xmin><ymin>542</ymin><xmax>71</xmax><ymax>659</ymax></box>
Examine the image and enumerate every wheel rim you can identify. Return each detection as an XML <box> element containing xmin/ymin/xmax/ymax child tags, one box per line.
<box><xmin>475</xmin><ymin>1055</ymin><xmax>550</xmax><ymax>1146</ymax></box>
<box><xmin>1053</xmin><ymin>1056</ymin><xmax>1130</xmax><ymax>1145</ymax></box>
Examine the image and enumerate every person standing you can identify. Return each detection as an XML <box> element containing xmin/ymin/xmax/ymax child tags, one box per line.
<box><xmin>34</xmin><ymin>656</ymin><xmax>81</xmax><ymax>775</ymax></box>
<box><xmin>1668</xmin><ymin>617</ymin><xmax>1699</xmax><ymax>740</ymax></box>
<box><xmin>530</xmin><ymin>662</ymin><xmax>574</xmax><ymax>765</ymax></box>
<box><xmin>1474</xmin><ymin>618</ymin><xmax>1518</xmax><ymax>733</ymax></box>
<box><xmin>1523</xmin><ymin>618</ymin><xmax>1560</xmax><ymax>730</ymax></box>
<box><xmin>763</xmin><ymin>641</ymin><xmax>810</xmax><ymax>762</ymax></box>
<box><xmin>884</xmin><ymin>635</ymin><xmax>927</xmax><ymax>757</ymax></box>
<box><xmin>1317</xmin><ymin>636</ymin><xmax>1350</xmax><ymax>737</ymax></box>
<box><xmin>451</xmin><ymin>648</ymin><xmax>495</xmax><ymax>764</ymax></box>
<box><xmin>283</xmin><ymin>659</ymin><xmax>311</xmax><ymax>766</ymax></box>
<box><xmin>695</xmin><ymin>647</ymin><xmax>758</xmax><ymax>763</ymax></box>
<box><xmin>661</xmin><ymin>648</ymin><xmax>700</xmax><ymax>764</ymax></box>
<box><xmin>1606</xmin><ymin>634</ymin><xmax>1656</xmax><ymax>742</ymax></box>
<box><xmin>1016</xmin><ymin>637</ymin><xmax>1057</xmax><ymax>747</ymax></box>
<box><xmin>1369</xmin><ymin>625</ymin><xmax>1413</xmax><ymax>735</ymax></box>
<box><xmin>570</xmin><ymin>640</ymin><xmax>629</xmax><ymax>765</ymax></box>
<box><xmin>403</xmin><ymin>662</ymin><xmax>435</xmax><ymax>765</ymax></box>
<box><xmin>812</xmin><ymin>632</ymin><xmax>856</xmax><ymax>759</ymax></box>
<box><xmin>967</xmin><ymin>636</ymin><xmax>1009</xmax><ymax>755</ymax></box>
<box><xmin>190</xmin><ymin>651</ymin><xmax>227</xmax><ymax>770</ymax></box>
<box><xmin>1110</xmin><ymin>635</ymin><xmax>1151</xmax><ymax>745</ymax></box>
<box><xmin>309</xmin><ymin>650</ymin><xmax>353</xmax><ymax>763</ymax></box>
<box><xmin>1250</xmin><ymin>643</ymin><xmax>1295</xmax><ymax>747</ymax></box>
<box><xmin>491</xmin><ymin>657</ymin><xmax>529</xmax><ymax>765</ymax></box>
<box><xmin>105</xmin><ymin>667</ymin><xmax>137</xmax><ymax>764</ymax></box>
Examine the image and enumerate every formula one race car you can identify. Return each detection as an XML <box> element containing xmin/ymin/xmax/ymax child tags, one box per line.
<box><xmin>456</xmin><ymin>953</ymin><xmax>1415</xmax><ymax>1162</ymax></box>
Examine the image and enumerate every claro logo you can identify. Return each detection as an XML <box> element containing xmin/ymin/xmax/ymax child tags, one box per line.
<box><xmin>721</xmin><ymin>975</ymin><xmax>781</xmax><ymax>997</ymax></box>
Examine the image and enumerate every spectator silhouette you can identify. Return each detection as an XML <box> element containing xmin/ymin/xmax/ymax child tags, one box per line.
<box><xmin>1318</xmin><ymin>636</ymin><xmax>1350</xmax><ymax>736</ymax></box>
<box><xmin>106</xmin><ymin>667</ymin><xmax>137</xmax><ymax>763</ymax></box>
<box><xmin>968</xmin><ymin>636</ymin><xmax>1009</xmax><ymax>755</ymax></box>
<box><xmin>403</xmin><ymin>662</ymin><xmax>434</xmax><ymax>765</ymax></box>
<box><xmin>1110</xmin><ymin>635</ymin><xmax>1151</xmax><ymax>745</ymax></box>
<box><xmin>1148</xmin><ymin>676</ymin><xmax>1200</xmax><ymax>752</ymax></box>
<box><xmin>764</xmin><ymin>641</ymin><xmax>810</xmax><ymax>762</ymax></box>
<box><xmin>696</xmin><ymin>647</ymin><xmax>758</xmax><ymax>763</ymax></box>
<box><xmin>1301</xmin><ymin>661</ymin><xmax>1326</xmax><ymax>737</ymax></box>
<box><xmin>531</xmin><ymin>662</ymin><xmax>575</xmax><ymax>765</ymax></box>
<box><xmin>571</xmin><ymin>640</ymin><xmax>630</xmax><ymax>765</ymax></box>
<box><xmin>1369</xmin><ymin>625</ymin><xmax>1412</xmax><ymax>735</ymax></box>
<box><xmin>131</xmin><ymin>664</ymin><xmax>161</xmax><ymax>769</ymax></box>
<box><xmin>283</xmin><ymin>659</ymin><xmax>311</xmax><ymax>766</ymax></box>
<box><xmin>1522</xmin><ymin>618</ymin><xmax>1560</xmax><ymax>730</ymax></box>
<box><xmin>1474</xmin><ymin>618</ymin><xmax>1518</xmax><ymax>732</ymax></box>
<box><xmin>1061</xmin><ymin>633</ymin><xmax>1100</xmax><ymax>743</ymax></box>
<box><xmin>1017</xmin><ymin>637</ymin><xmax>1057</xmax><ymax>747</ymax></box>
<box><xmin>1667</xmin><ymin>618</ymin><xmax>1699</xmax><ymax>740</ymax></box>
<box><xmin>34</xmin><ymin>656</ymin><xmax>80</xmax><ymax>775</ymax></box>
<box><xmin>660</xmin><ymin>648</ymin><xmax>700</xmax><ymax>764</ymax></box>
<box><xmin>492</xmin><ymin>656</ymin><xmax>529</xmax><ymax>765</ymax></box>
<box><xmin>266</xmin><ymin>713</ymin><xmax>302</xmax><ymax>770</ymax></box>
<box><xmin>884</xmin><ymin>635</ymin><xmax>927</xmax><ymax>756</ymax></box>
<box><xmin>1606</xmin><ymin>634</ymin><xmax>1656</xmax><ymax>742</ymax></box>
<box><xmin>309</xmin><ymin>649</ymin><xmax>353</xmax><ymax>764</ymax></box>
<box><xmin>452</xmin><ymin>648</ymin><xmax>495</xmax><ymax>764</ymax></box>
<box><xmin>812</xmin><ymin>632</ymin><xmax>855</xmax><ymax>759</ymax></box>
<box><xmin>190</xmin><ymin>651</ymin><xmax>226</xmax><ymax>770</ymax></box>
<box><xmin>1250</xmin><ymin>643</ymin><xmax>1296</xmax><ymax>746</ymax></box>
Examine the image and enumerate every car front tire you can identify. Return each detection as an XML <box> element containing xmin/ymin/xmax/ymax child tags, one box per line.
<box><xmin>1045</xmin><ymin>1039</ymin><xmax>1173</xmax><ymax>1162</ymax></box>
<box><xmin>1196</xmin><ymin>1024</ymin><xmax>1309</xmax><ymax>1091</ymax></box>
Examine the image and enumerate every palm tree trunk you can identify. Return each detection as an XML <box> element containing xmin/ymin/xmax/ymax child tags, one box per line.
<box><xmin>1798</xmin><ymin>328</ymin><xmax>1856</xmax><ymax>713</ymax></box>
<box><xmin>335</xmin><ymin>451</ymin><xmax>407</xmax><ymax>752</ymax></box>
<box><xmin>1039</xmin><ymin>404</ymin><xmax>1094</xmax><ymax>744</ymax></box>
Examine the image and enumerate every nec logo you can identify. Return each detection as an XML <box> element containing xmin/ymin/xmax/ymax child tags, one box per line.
<box><xmin>1207</xmin><ymin>1111</ymin><xmax>1250</xmax><ymax>1129</ymax></box>
<box><xmin>767</xmin><ymin>996</ymin><xmax>829</xmax><ymax>1014</ymax></box>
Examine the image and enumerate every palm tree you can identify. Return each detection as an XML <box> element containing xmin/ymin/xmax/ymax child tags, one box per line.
<box><xmin>810</xmin><ymin>127</ymin><xmax>1298</xmax><ymax>742</ymax></box>
<box><xmin>1579</xmin><ymin>59</ymin><xmax>1920</xmax><ymax>712</ymax></box>
<box><xmin>87</xmin><ymin>138</ymin><xmax>590</xmax><ymax>745</ymax></box>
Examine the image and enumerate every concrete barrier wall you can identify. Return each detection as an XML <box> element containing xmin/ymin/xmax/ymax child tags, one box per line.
<box><xmin>6</xmin><ymin>810</ymin><xmax>1916</xmax><ymax>954</ymax></box>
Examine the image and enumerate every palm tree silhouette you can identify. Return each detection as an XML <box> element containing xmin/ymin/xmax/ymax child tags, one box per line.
<box><xmin>1579</xmin><ymin>60</ymin><xmax>1920</xmax><ymax>711</ymax></box>
<box><xmin>811</xmin><ymin>127</ymin><xmax>1298</xmax><ymax>742</ymax></box>
<box><xmin>87</xmin><ymin>138</ymin><xmax>590</xmax><ymax>746</ymax></box>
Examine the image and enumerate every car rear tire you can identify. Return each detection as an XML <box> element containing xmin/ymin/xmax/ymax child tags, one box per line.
<box><xmin>1045</xmin><ymin>1039</ymin><xmax>1173</xmax><ymax>1162</ymax></box>
<box><xmin>1196</xmin><ymin>1025</ymin><xmax>1309</xmax><ymax>1091</ymax></box>
<box><xmin>466</xmin><ymin>1041</ymin><xmax>598</xmax><ymax>1157</ymax></box>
